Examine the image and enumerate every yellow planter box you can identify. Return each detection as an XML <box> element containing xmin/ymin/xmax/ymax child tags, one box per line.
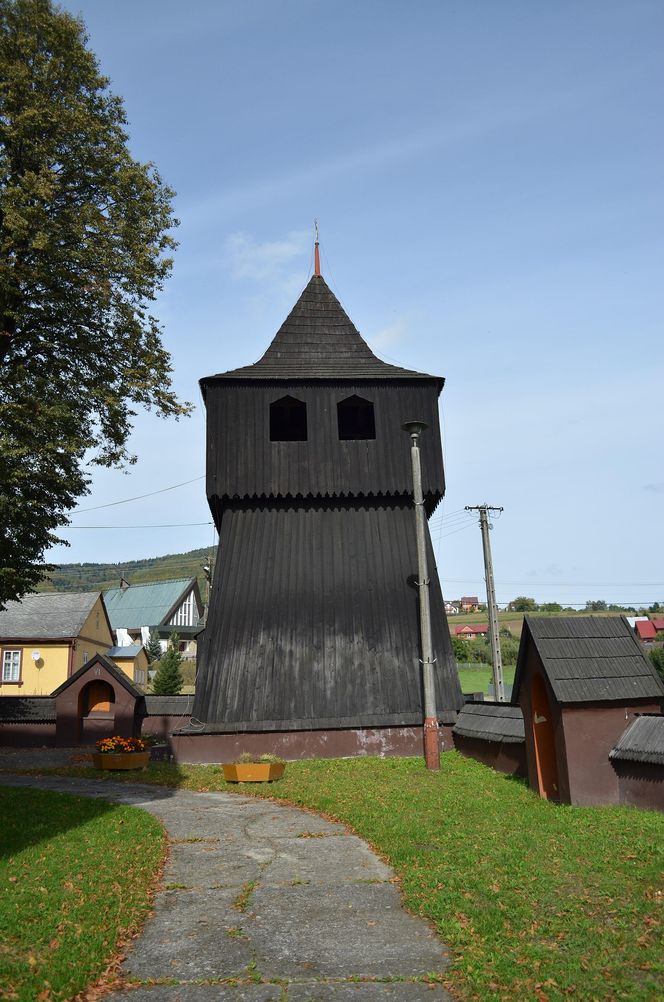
<box><xmin>222</xmin><ymin>763</ymin><xmax>285</xmax><ymax>783</ymax></box>
<box><xmin>92</xmin><ymin>751</ymin><xmax>150</xmax><ymax>771</ymax></box>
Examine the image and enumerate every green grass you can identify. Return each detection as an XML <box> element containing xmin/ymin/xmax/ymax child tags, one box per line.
<box><xmin>15</xmin><ymin>756</ymin><xmax>663</xmax><ymax>1002</ymax></box>
<box><xmin>457</xmin><ymin>665</ymin><xmax>516</xmax><ymax>695</ymax></box>
<box><xmin>0</xmin><ymin>787</ymin><xmax>165</xmax><ymax>1002</ymax></box>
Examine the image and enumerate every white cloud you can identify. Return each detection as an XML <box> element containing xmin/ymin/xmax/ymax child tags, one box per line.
<box><xmin>366</xmin><ymin>317</ymin><xmax>411</xmax><ymax>351</ymax></box>
<box><xmin>224</xmin><ymin>230</ymin><xmax>310</xmax><ymax>294</ymax></box>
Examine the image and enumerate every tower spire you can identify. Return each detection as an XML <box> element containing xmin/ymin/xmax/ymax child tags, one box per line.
<box><xmin>314</xmin><ymin>218</ymin><xmax>321</xmax><ymax>277</ymax></box>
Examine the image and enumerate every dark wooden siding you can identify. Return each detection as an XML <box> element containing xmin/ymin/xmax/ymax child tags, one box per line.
<box><xmin>193</xmin><ymin>500</ymin><xmax>463</xmax><ymax>732</ymax></box>
<box><xmin>204</xmin><ymin>381</ymin><xmax>445</xmax><ymax>504</ymax></box>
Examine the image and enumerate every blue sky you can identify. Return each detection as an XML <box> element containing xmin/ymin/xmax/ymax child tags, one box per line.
<box><xmin>52</xmin><ymin>0</ymin><xmax>663</xmax><ymax>607</ymax></box>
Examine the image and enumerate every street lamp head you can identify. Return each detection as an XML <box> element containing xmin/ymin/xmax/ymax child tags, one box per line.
<box><xmin>401</xmin><ymin>420</ymin><xmax>428</xmax><ymax>439</ymax></box>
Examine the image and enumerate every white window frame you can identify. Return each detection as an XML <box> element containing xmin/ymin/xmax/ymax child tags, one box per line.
<box><xmin>2</xmin><ymin>649</ymin><xmax>22</xmax><ymax>684</ymax></box>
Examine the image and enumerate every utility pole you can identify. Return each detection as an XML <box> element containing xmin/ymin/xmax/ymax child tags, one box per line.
<box><xmin>465</xmin><ymin>505</ymin><xmax>505</xmax><ymax>702</ymax></box>
<box><xmin>403</xmin><ymin>421</ymin><xmax>440</xmax><ymax>770</ymax></box>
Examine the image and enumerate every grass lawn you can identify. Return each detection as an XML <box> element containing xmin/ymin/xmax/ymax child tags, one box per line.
<box><xmin>457</xmin><ymin>664</ymin><xmax>516</xmax><ymax>695</ymax></box>
<box><xmin>0</xmin><ymin>786</ymin><xmax>165</xmax><ymax>1002</ymax></box>
<box><xmin>14</xmin><ymin>755</ymin><xmax>663</xmax><ymax>1002</ymax></box>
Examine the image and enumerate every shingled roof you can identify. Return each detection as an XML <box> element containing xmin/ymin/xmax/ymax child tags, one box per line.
<box><xmin>201</xmin><ymin>274</ymin><xmax>443</xmax><ymax>387</ymax></box>
<box><xmin>513</xmin><ymin>616</ymin><xmax>664</xmax><ymax>704</ymax></box>
<box><xmin>609</xmin><ymin>714</ymin><xmax>664</xmax><ymax>766</ymax></box>
<box><xmin>0</xmin><ymin>592</ymin><xmax>100</xmax><ymax>640</ymax></box>
<box><xmin>0</xmin><ymin>697</ymin><xmax>56</xmax><ymax>722</ymax></box>
<box><xmin>453</xmin><ymin>702</ymin><xmax>525</xmax><ymax>744</ymax></box>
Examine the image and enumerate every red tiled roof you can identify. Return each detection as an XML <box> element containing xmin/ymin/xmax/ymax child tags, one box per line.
<box><xmin>635</xmin><ymin>620</ymin><xmax>657</xmax><ymax>640</ymax></box>
<box><xmin>455</xmin><ymin>624</ymin><xmax>488</xmax><ymax>636</ymax></box>
<box><xmin>651</xmin><ymin>617</ymin><xmax>664</xmax><ymax>631</ymax></box>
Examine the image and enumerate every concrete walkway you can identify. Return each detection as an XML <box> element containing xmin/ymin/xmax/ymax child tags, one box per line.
<box><xmin>0</xmin><ymin>775</ymin><xmax>454</xmax><ymax>1001</ymax></box>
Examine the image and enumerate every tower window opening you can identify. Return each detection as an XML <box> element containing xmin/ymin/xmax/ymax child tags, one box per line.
<box><xmin>270</xmin><ymin>396</ymin><xmax>308</xmax><ymax>441</ymax></box>
<box><xmin>337</xmin><ymin>395</ymin><xmax>376</xmax><ymax>440</ymax></box>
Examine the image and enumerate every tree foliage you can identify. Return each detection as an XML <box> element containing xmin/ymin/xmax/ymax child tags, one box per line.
<box><xmin>509</xmin><ymin>596</ymin><xmax>537</xmax><ymax>612</ymax></box>
<box><xmin>151</xmin><ymin>631</ymin><xmax>183</xmax><ymax>695</ymax></box>
<box><xmin>648</xmin><ymin>647</ymin><xmax>664</xmax><ymax>683</ymax></box>
<box><xmin>585</xmin><ymin>600</ymin><xmax>608</xmax><ymax>612</ymax></box>
<box><xmin>145</xmin><ymin>627</ymin><xmax>162</xmax><ymax>665</ymax></box>
<box><xmin>0</xmin><ymin>0</ymin><xmax>189</xmax><ymax>606</ymax></box>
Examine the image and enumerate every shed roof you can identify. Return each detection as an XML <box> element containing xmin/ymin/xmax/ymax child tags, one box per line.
<box><xmin>453</xmin><ymin>702</ymin><xmax>525</xmax><ymax>744</ymax></box>
<box><xmin>513</xmin><ymin>616</ymin><xmax>664</xmax><ymax>704</ymax></box>
<box><xmin>0</xmin><ymin>696</ymin><xmax>56</xmax><ymax>722</ymax></box>
<box><xmin>0</xmin><ymin>591</ymin><xmax>101</xmax><ymax>640</ymax></box>
<box><xmin>651</xmin><ymin>617</ymin><xmax>664</xmax><ymax>631</ymax></box>
<box><xmin>106</xmin><ymin>645</ymin><xmax>143</xmax><ymax>658</ymax></box>
<box><xmin>610</xmin><ymin>714</ymin><xmax>664</xmax><ymax>765</ymax></box>
<box><xmin>200</xmin><ymin>275</ymin><xmax>443</xmax><ymax>387</ymax></box>
<box><xmin>143</xmin><ymin>694</ymin><xmax>193</xmax><ymax>716</ymax></box>
<box><xmin>103</xmin><ymin>578</ymin><xmax>198</xmax><ymax>630</ymax></box>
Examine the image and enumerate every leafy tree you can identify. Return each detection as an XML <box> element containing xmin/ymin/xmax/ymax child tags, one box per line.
<box><xmin>451</xmin><ymin>636</ymin><xmax>471</xmax><ymax>662</ymax></box>
<box><xmin>145</xmin><ymin>628</ymin><xmax>163</xmax><ymax>665</ymax></box>
<box><xmin>151</xmin><ymin>631</ymin><xmax>183</xmax><ymax>695</ymax></box>
<box><xmin>509</xmin><ymin>596</ymin><xmax>537</xmax><ymax>612</ymax></box>
<box><xmin>585</xmin><ymin>600</ymin><xmax>608</xmax><ymax>612</ymax></box>
<box><xmin>648</xmin><ymin>647</ymin><xmax>664</xmax><ymax>683</ymax></box>
<box><xmin>0</xmin><ymin>0</ymin><xmax>189</xmax><ymax>607</ymax></box>
<box><xmin>539</xmin><ymin>602</ymin><xmax>562</xmax><ymax>613</ymax></box>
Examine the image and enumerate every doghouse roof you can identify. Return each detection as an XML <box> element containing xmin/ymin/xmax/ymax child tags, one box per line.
<box><xmin>609</xmin><ymin>714</ymin><xmax>664</xmax><ymax>766</ymax></box>
<box><xmin>51</xmin><ymin>653</ymin><xmax>143</xmax><ymax>698</ymax></box>
<box><xmin>453</xmin><ymin>702</ymin><xmax>525</xmax><ymax>744</ymax></box>
<box><xmin>513</xmin><ymin>616</ymin><xmax>664</xmax><ymax>704</ymax></box>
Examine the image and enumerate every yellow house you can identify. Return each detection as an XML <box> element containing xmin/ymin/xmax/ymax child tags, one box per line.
<box><xmin>0</xmin><ymin>592</ymin><xmax>115</xmax><ymax>696</ymax></box>
<box><xmin>106</xmin><ymin>644</ymin><xmax>149</xmax><ymax>686</ymax></box>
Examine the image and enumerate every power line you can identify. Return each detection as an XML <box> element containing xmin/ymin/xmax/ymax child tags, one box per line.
<box><xmin>62</xmin><ymin>521</ymin><xmax>213</xmax><ymax>530</ymax></box>
<box><xmin>72</xmin><ymin>475</ymin><xmax>205</xmax><ymax>513</ymax></box>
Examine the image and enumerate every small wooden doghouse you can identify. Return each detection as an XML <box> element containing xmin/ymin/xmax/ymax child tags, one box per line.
<box><xmin>513</xmin><ymin>616</ymin><xmax>664</xmax><ymax>806</ymax></box>
<box><xmin>52</xmin><ymin>653</ymin><xmax>143</xmax><ymax>746</ymax></box>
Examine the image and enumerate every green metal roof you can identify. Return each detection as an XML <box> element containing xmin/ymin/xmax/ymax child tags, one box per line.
<box><xmin>103</xmin><ymin>577</ymin><xmax>197</xmax><ymax>630</ymax></box>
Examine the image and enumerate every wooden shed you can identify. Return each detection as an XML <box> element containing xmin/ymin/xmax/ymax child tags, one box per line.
<box><xmin>176</xmin><ymin>270</ymin><xmax>463</xmax><ymax>762</ymax></box>
<box><xmin>513</xmin><ymin>616</ymin><xmax>664</xmax><ymax>806</ymax></box>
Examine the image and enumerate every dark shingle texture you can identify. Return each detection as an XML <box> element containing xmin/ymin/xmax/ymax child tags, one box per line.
<box><xmin>453</xmin><ymin>702</ymin><xmax>525</xmax><ymax>744</ymax></box>
<box><xmin>0</xmin><ymin>592</ymin><xmax>99</xmax><ymax>639</ymax></box>
<box><xmin>518</xmin><ymin>616</ymin><xmax>664</xmax><ymax>704</ymax></box>
<box><xmin>201</xmin><ymin>275</ymin><xmax>442</xmax><ymax>384</ymax></box>
<box><xmin>0</xmin><ymin>697</ymin><xmax>56</xmax><ymax>722</ymax></box>
<box><xmin>144</xmin><ymin>695</ymin><xmax>193</xmax><ymax>716</ymax></box>
<box><xmin>610</xmin><ymin>714</ymin><xmax>664</xmax><ymax>765</ymax></box>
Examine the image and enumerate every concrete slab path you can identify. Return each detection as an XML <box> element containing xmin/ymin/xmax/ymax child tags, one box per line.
<box><xmin>0</xmin><ymin>775</ymin><xmax>454</xmax><ymax>1001</ymax></box>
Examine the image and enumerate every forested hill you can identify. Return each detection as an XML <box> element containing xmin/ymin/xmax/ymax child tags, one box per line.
<box><xmin>37</xmin><ymin>546</ymin><xmax>217</xmax><ymax>594</ymax></box>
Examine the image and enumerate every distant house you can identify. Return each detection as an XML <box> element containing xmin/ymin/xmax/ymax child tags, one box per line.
<box><xmin>444</xmin><ymin>602</ymin><xmax>459</xmax><ymax>615</ymax></box>
<box><xmin>651</xmin><ymin>617</ymin><xmax>664</xmax><ymax>633</ymax></box>
<box><xmin>103</xmin><ymin>577</ymin><xmax>204</xmax><ymax>659</ymax></box>
<box><xmin>635</xmin><ymin>620</ymin><xmax>657</xmax><ymax>643</ymax></box>
<box><xmin>0</xmin><ymin>592</ymin><xmax>113</xmax><ymax>696</ymax></box>
<box><xmin>455</xmin><ymin>624</ymin><xmax>488</xmax><ymax>638</ymax></box>
<box><xmin>459</xmin><ymin>596</ymin><xmax>480</xmax><ymax>612</ymax></box>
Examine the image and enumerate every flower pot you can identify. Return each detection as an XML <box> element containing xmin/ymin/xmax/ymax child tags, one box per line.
<box><xmin>92</xmin><ymin>751</ymin><xmax>150</xmax><ymax>771</ymax></box>
<box><xmin>222</xmin><ymin>763</ymin><xmax>285</xmax><ymax>783</ymax></box>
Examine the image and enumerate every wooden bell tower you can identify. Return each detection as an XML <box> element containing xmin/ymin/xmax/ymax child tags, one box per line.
<box><xmin>186</xmin><ymin>259</ymin><xmax>463</xmax><ymax>760</ymax></box>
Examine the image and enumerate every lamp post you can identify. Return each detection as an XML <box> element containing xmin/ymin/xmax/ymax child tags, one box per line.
<box><xmin>402</xmin><ymin>421</ymin><xmax>440</xmax><ymax>770</ymax></box>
